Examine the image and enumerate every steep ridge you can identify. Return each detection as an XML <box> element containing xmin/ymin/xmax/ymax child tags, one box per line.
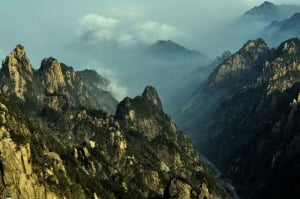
<box><xmin>77</xmin><ymin>69</ymin><xmax>118</xmax><ymax>113</ymax></box>
<box><xmin>0</xmin><ymin>45</ymin><xmax>231</xmax><ymax>198</ymax></box>
<box><xmin>243</xmin><ymin>1</ymin><xmax>300</xmax><ymax>22</ymax></box>
<box><xmin>0</xmin><ymin>45</ymin><xmax>118</xmax><ymax>114</ymax></box>
<box><xmin>263</xmin><ymin>13</ymin><xmax>300</xmax><ymax>45</ymax></box>
<box><xmin>143</xmin><ymin>40</ymin><xmax>212</xmax><ymax>115</ymax></box>
<box><xmin>0</xmin><ymin>44</ymin><xmax>34</xmax><ymax>100</ymax></box>
<box><xmin>181</xmin><ymin>38</ymin><xmax>300</xmax><ymax>199</ymax></box>
<box><xmin>177</xmin><ymin>39</ymin><xmax>270</xmax><ymax>139</ymax></box>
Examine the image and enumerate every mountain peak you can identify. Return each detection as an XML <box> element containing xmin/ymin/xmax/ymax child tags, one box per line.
<box><xmin>261</xmin><ymin>1</ymin><xmax>274</xmax><ymax>7</ymax></box>
<box><xmin>40</xmin><ymin>57</ymin><xmax>59</xmax><ymax>71</ymax></box>
<box><xmin>148</xmin><ymin>40</ymin><xmax>190</xmax><ymax>53</ymax></box>
<box><xmin>154</xmin><ymin>40</ymin><xmax>181</xmax><ymax>48</ymax></box>
<box><xmin>244</xmin><ymin>1</ymin><xmax>279</xmax><ymax>21</ymax></box>
<box><xmin>291</xmin><ymin>12</ymin><xmax>300</xmax><ymax>18</ymax></box>
<box><xmin>2</xmin><ymin>44</ymin><xmax>33</xmax><ymax>74</ymax></box>
<box><xmin>278</xmin><ymin>38</ymin><xmax>300</xmax><ymax>54</ymax></box>
<box><xmin>11</xmin><ymin>44</ymin><xmax>26</xmax><ymax>60</ymax></box>
<box><xmin>245</xmin><ymin>1</ymin><xmax>275</xmax><ymax>14</ymax></box>
<box><xmin>207</xmin><ymin>38</ymin><xmax>268</xmax><ymax>88</ymax></box>
<box><xmin>116</xmin><ymin>86</ymin><xmax>164</xmax><ymax>125</ymax></box>
<box><xmin>39</xmin><ymin>57</ymin><xmax>66</xmax><ymax>93</ymax></box>
<box><xmin>142</xmin><ymin>86</ymin><xmax>162</xmax><ymax>109</ymax></box>
<box><xmin>146</xmin><ymin>40</ymin><xmax>203</xmax><ymax>58</ymax></box>
<box><xmin>241</xmin><ymin>38</ymin><xmax>268</xmax><ymax>53</ymax></box>
<box><xmin>0</xmin><ymin>45</ymin><xmax>34</xmax><ymax>100</ymax></box>
<box><xmin>77</xmin><ymin>69</ymin><xmax>109</xmax><ymax>87</ymax></box>
<box><xmin>288</xmin><ymin>12</ymin><xmax>300</xmax><ymax>22</ymax></box>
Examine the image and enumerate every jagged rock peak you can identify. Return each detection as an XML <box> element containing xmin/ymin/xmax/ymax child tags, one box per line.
<box><xmin>221</xmin><ymin>51</ymin><xmax>232</xmax><ymax>60</ymax></box>
<box><xmin>116</xmin><ymin>86</ymin><xmax>163</xmax><ymax>123</ymax></box>
<box><xmin>238</xmin><ymin>38</ymin><xmax>269</xmax><ymax>58</ymax></box>
<box><xmin>11</xmin><ymin>44</ymin><xmax>26</xmax><ymax>60</ymax></box>
<box><xmin>277</xmin><ymin>38</ymin><xmax>300</xmax><ymax>54</ymax></box>
<box><xmin>142</xmin><ymin>86</ymin><xmax>162</xmax><ymax>109</ymax></box>
<box><xmin>2</xmin><ymin>44</ymin><xmax>33</xmax><ymax>75</ymax></box>
<box><xmin>40</xmin><ymin>57</ymin><xmax>60</xmax><ymax>71</ymax></box>
<box><xmin>77</xmin><ymin>69</ymin><xmax>109</xmax><ymax>87</ymax></box>
<box><xmin>242</xmin><ymin>38</ymin><xmax>268</xmax><ymax>52</ymax></box>
<box><xmin>39</xmin><ymin>57</ymin><xmax>66</xmax><ymax>93</ymax></box>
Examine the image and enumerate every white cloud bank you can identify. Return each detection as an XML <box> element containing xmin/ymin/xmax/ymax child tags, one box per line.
<box><xmin>77</xmin><ymin>14</ymin><xmax>119</xmax><ymax>42</ymax></box>
<box><xmin>76</xmin><ymin>13</ymin><xmax>187</xmax><ymax>45</ymax></box>
<box><xmin>94</xmin><ymin>68</ymin><xmax>127</xmax><ymax>101</ymax></box>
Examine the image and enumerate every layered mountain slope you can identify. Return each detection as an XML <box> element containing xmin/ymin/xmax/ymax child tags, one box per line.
<box><xmin>177</xmin><ymin>39</ymin><xmax>269</xmax><ymax>139</ymax></box>
<box><xmin>169</xmin><ymin>51</ymin><xmax>232</xmax><ymax>118</ymax></box>
<box><xmin>0</xmin><ymin>45</ymin><xmax>118</xmax><ymax>114</ymax></box>
<box><xmin>180</xmin><ymin>38</ymin><xmax>300</xmax><ymax>199</ymax></box>
<box><xmin>77</xmin><ymin>69</ymin><xmax>118</xmax><ymax>113</ymax></box>
<box><xmin>228</xmin><ymin>1</ymin><xmax>300</xmax><ymax>50</ymax></box>
<box><xmin>243</xmin><ymin>1</ymin><xmax>300</xmax><ymax>22</ymax></box>
<box><xmin>0</xmin><ymin>46</ymin><xmax>231</xmax><ymax>198</ymax></box>
<box><xmin>263</xmin><ymin>13</ymin><xmax>300</xmax><ymax>45</ymax></box>
<box><xmin>142</xmin><ymin>40</ymin><xmax>212</xmax><ymax>115</ymax></box>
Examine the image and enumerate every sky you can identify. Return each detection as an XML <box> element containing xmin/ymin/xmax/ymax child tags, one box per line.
<box><xmin>1</xmin><ymin>0</ymin><xmax>300</xmax><ymax>99</ymax></box>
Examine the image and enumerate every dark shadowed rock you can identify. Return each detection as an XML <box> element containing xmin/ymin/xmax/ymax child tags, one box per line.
<box><xmin>180</xmin><ymin>37</ymin><xmax>300</xmax><ymax>199</ymax></box>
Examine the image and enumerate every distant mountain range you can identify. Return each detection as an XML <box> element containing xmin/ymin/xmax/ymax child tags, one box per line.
<box><xmin>142</xmin><ymin>40</ymin><xmax>212</xmax><ymax>114</ymax></box>
<box><xmin>263</xmin><ymin>12</ymin><xmax>300</xmax><ymax>45</ymax></box>
<box><xmin>240</xmin><ymin>1</ymin><xmax>300</xmax><ymax>46</ymax></box>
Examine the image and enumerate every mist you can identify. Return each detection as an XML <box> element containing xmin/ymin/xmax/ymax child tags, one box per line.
<box><xmin>1</xmin><ymin>0</ymin><xmax>300</xmax><ymax>106</ymax></box>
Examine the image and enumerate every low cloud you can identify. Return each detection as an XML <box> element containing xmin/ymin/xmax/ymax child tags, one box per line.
<box><xmin>94</xmin><ymin>68</ymin><xmax>128</xmax><ymax>101</ymax></box>
<box><xmin>107</xmin><ymin>80</ymin><xmax>128</xmax><ymax>101</ymax></box>
<box><xmin>77</xmin><ymin>14</ymin><xmax>119</xmax><ymax>42</ymax></box>
<box><xmin>76</xmin><ymin>13</ymin><xmax>187</xmax><ymax>45</ymax></box>
<box><xmin>133</xmin><ymin>21</ymin><xmax>186</xmax><ymax>44</ymax></box>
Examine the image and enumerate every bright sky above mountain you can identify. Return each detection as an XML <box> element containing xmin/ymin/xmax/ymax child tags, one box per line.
<box><xmin>1</xmin><ymin>0</ymin><xmax>299</xmax><ymax>62</ymax></box>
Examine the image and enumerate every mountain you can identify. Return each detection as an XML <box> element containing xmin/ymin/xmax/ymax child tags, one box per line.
<box><xmin>176</xmin><ymin>39</ymin><xmax>269</xmax><ymax>139</ymax></box>
<box><xmin>263</xmin><ymin>13</ymin><xmax>300</xmax><ymax>45</ymax></box>
<box><xmin>0</xmin><ymin>45</ymin><xmax>231</xmax><ymax>199</ymax></box>
<box><xmin>144</xmin><ymin>40</ymin><xmax>212</xmax><ymax>115</ymax></box>
<box><xmin>229</xmin><ymin>1</ymin><xmax>300</xmax><ymax>49</ymax></box>
<box><xmin>243</xmin><ymin>1</ymin><xmax>300</xmax><ymax>22</ymax></box>
<box><xmin>146</xmin><ymin>40</ymin><xmax>209</xmax><ymax>61</ymax></box>
<box><xmin>179</xmin><ymin>38</ymin><xmax>300</xmax><ymax>199</ymax></box>
<box><xmin>77</xmin><ymin>69</ymin><xmax>118</xmax><ymax>114</ymax></box>
<box><xmin>0</xmin><ymin>45</ymin><xmax>118</xmax><ymax>115</ymax></box>
<box><xmin>168</xmin><ymin>51</ymin><xmax>232</xmax><ymax>117</ymax></box>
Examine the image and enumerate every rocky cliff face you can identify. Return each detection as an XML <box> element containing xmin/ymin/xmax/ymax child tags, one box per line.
<box><xmin>207</xmin><ymin>38</ymin><xmax>268</xmax><ymax>88</ymax></box>
<box><xmin>0</xmin><ymin>96</ymin><xmax>64</xmax><ymax>199</ymax></box>
<box><xmin>0</xmin><ymin>46</ymin><xmax>231</xmax><ymax>198</ymax></box>
<box><xmin>77</xmin><ymin>69</ymin><xmax>118</xmax><ymax>114</ymax></box>
<box><xmin>0</xmin><ymin>45</ymin><xmax>34</xmax><ymax>100</ymax></box>
<box><xmin>177</xmin><ymin>39</ymin><xmax>270</xmax><ymax>139</ymax></box>
<box><xmin>181</xmin><ymin>38</ymin><xmax>300</xmax><ymax>199</ymax></box>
